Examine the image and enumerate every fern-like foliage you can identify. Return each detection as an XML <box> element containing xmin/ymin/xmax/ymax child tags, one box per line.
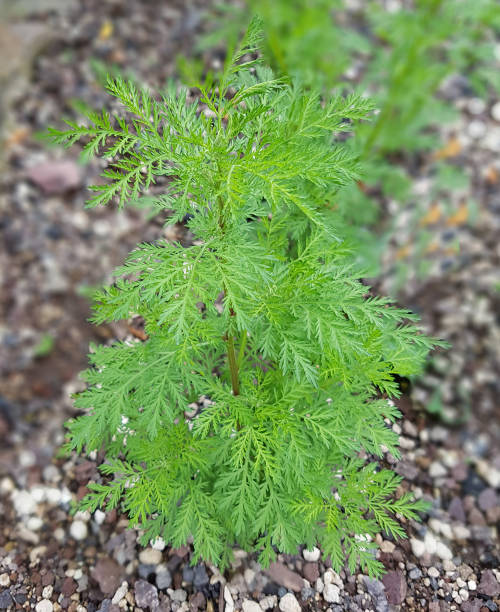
<box><xmin>50</xmin><ymin>20</ymin><xmax>443</xmax><ymax>577</ymax></box>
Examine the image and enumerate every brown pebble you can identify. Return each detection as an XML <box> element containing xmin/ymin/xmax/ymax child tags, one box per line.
<box><xmin>62</xmin><ymin>577</ymin><xmax>77</xmax><ymax>597</ymax></box>
<box><xmin>173</xmin><ymin>571</ymin><xmax>183</xmax><ymax>590</ymax></box>
<box><xmin>264</xmin><ymin>561</ymin><xmax>304</xmax><ymax>592</ymax></box>
<box><xmin>170</xmin><ymin>545</ymin><xmax>189</xmax><ymax>558</ymax></box>
<box><xmin>382</xmin><ymin>570</ymin><xmax>407</xmax><ymax>605</ymax></box>
<box><xmin>302</xmin><ymin>562</ymin><xmax>319</xmax><ymax>583</ymax></box>
<box><xmin>77</xmin><ymin>485</ymin><xmax>90</xmax><ymax>501</ymax></box>
<box><xmin>468</xmin><ymin>507</ymin><xmax>486</xmax><ymax>526</ymax></box>
<box><xmin>42</xmin><ymin>571</ymin><xmax>55</xmax><ymax>586</ymax></box>
<box><xmin>91</xmin><ymin>557</ymin><xmax>123</xmax><ymax>596</ymax></box>
<box><xmin>189</xmin><ymin>591</ymin><xmax>206</xmax><ymax>610</ymax></box>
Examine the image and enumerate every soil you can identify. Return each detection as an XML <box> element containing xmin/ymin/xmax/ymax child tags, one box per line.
<box><xmin>0</xmin><ymin>2</ymin><xmax>499</xmax><ymax>612</ymax></box>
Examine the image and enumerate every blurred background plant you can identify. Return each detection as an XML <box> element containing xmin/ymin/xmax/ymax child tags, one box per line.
<box><xmin>193</xmin><ymin>0</ymin><xmax>500</xmax><ymax>286</ymax></box>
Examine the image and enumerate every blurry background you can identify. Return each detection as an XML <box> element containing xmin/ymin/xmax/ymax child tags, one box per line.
<box><xmin>0</xmin><ymin>1</ymin><xmax>499</xmax><ymax>611</ymax></box>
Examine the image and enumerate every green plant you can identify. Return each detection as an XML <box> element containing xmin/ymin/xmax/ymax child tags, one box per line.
<box><xmin>33</xmin><ymin>333</ymin><xmax>55</xmax><ymax>358</ymax></box>
<box><xmin>49</xmin><ymin>21</ymin><xmax>442</xmax><ymax>576</ymax></box>
<box><xmin>195</xmin><ymin>0</ymin><xmax>366</xmax><ymax>89</ymax></box>
<box><xmin>198</xmin><ymin>1</ymin><xmax>500</xmax><ymax>280</ymax></box>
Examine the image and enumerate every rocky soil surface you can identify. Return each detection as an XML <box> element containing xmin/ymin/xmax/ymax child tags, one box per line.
<box><xmin>0</xmin><ymin>1</ymin><xmax>499</xmax><ymax>611</ymax></box>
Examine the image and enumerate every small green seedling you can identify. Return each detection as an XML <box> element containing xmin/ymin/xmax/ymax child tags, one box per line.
<box><xmin>50</xmin><ymin>21</ymin><xmax>442</xmax><ymax>576</ymax></box>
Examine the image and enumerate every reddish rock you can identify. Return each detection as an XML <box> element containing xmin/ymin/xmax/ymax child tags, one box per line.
<box><xmin>478</xmin><ymin>569</ymin><xmax>500</xmax><ymax>597</ymax></box>
<box><xmin>91</xmin><ymin>557</ymin><xmax>123</xmax><ymax>595</ymax></box>
<box><xmin>382</xmin><ymin>570</ymin><xmax>407</xmax><ymax>605</ymax></box>
<box><xmin>61</xmin><ymin>576</ymin><xmax>77</xmax><ymax>596</ymax></box>
<box><xmin>41</xmin><ymin>570</ymin><xmax>55</xmax><ymax>586</ymax></box>
<box><xmin>265</xmin><ymin>562</ymin><xmax>304</xmax><ymax>592</ymax></box>
<box><xmin>27</xmin><ymin>159</ymin><xmax>81</xmax><ymax>194</ymax></box>
<box><xmin>74</xmin><ymin>461</ymin><xmax>97</xmax><ymax>484</ymax></box>
<box><xmin>77</xmin><ymin>485</ymin><xmax>90</xmax><ymax>501</ymax></box>
<box><xmin>302</xmin><ymin>562</ymin><xmax>319</xmax><ymax>583</ymax></box>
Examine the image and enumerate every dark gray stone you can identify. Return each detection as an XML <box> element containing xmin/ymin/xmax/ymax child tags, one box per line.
<box><xmin>156</xmin><ymin>569</ymin><xmax>172</xmax><ymax>590</ymax></box>
<box><xmin>0</xmin><ymin>589</ymin><xmax>13</xmax><ymax>609</ymax></box>
<box><xmin>192</xmin><ymin>565</ymin><xmax>209</xmax><ymax>589</ymax></box>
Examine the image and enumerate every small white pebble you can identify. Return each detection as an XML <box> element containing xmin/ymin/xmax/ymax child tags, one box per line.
<box><xmin>45</xmin><ymin>488</ymin><xmax>62</xmax><ymax>505</ymax></box>
<box><xmin>27</xmin><ymin>516</ymin><xmax>44</xmax><ymax>531</ymax></box>
<box><xmin>424</xmin><ymin>532</ymin><xmax>438</xmax><ymax>556</ymax></box>
<box><xmin>428</xmin><ymin>567</ymin><xmax>440</xmax><ymax>578</ymax></box>
<box><xmin>42</xmin><ymin>586</ymin><xmax>54</xmax><ymax>599</ymax></box>
<box><xmin>69</xmin><ymin>520</ymin><xmax>88</xmax><ymax>541</ymax></box>
<box><xmin>324</xmin><ymin>569</ymin><xmax>343</xmax><ymax>588</ymax></box>
<box><xmin>138</xmin><ymin>548</ymin><xmax>162</xmax><ymax>565</ymax></box>
<box><xmin>303</xmin><ymin>547</ymin><xmax>320</xmax><ymax>562</ymax></box>
<box><xmin>242</xmin><ymin>600</ymin><xmax>261</xmax><ymax>612</ymax></box>
<box><xmin>411</xmin><ymin>538</ymin><xmax>426</xmax><ymax>557</ymax></box>
<box><xmin>112</xmin><ymin>581</ymin><xmax>128</xmax><ymax>605</ymax></box>
<box><xmin>468</xmin><ymin>98</ymin><xmax>486</xmax><ymax>115</ymax></box>
<box><xmin>399</xmin><ymin>436</ymin><xmax>415</xmax><ymax>450</ymax></box>
<box><xmin>0</xmin><ymin>573</ymin><xmax>10</xmax><ymax>587</ymax></box>
<box><xmin>323</xmin><ymin>584</ymin><xmax>341</xmax><ymax>603</ymax></box>
<box><xmin>429</xmin><ymin>462</ymin><xmax>447</xmax><ymax>478</ymax></box>
<box><xmin>491</xmin><ymin>101</ymin><xmax>500</xmax><ymax>122</ymax></box>
<box><xmin>19</xmin><ymin>450</ymin><xmax>36</xmax><ymax>468</ymax></box>
<box><xmin>151</xmin><ymin>536</ymin><xmax>166</xmax><ymax>551</ymax></box>
<box><xmin>94</xmin><ymin>510</ymin><xmax>106</xmax><ymax>525</ymax></box>
<box><xmin>54</xmin><ymin>527</ymin><xmax>65</xmax><ymax>542</ymax></box>
<box><xmin>35</xmin><ymin>601</ymin><xmax>53</xmax><ymax>612</ymax></box>
<box><xmin>259</xmin><ymin>595</ymin><xmax>277</xmax><ymax>611</ymax></box>
<box><xmin>468</xmin><ymin>120</ymin><xmax>486</xmax><ymax>139</ymax></box>
<box><xmin>279</xmin><ymin>592</ymin><xmax>301</xmax><ymax>612</ymax></box>
<box><xmin>459</xmin><ymin>588</ymin><xmax>469</xmax><ymax>601</ymax></box>
<box><xmin>468</xmin><ymin>580</ymin><xmax>477</xmax><ymax>590</ymax></box>
<box><xmin>11</xmin><ymin>490</ymin><xmax>37</xmax><ymax>516</ymax></box>
<box><xmin>0</xmin><ymin>477</ymin><xmax>14</xmax><ymax>494</ymax></box>
<box><xmin>436</xmin><ymin>541</ymin><xmax>453</xmax><ymax>560</ymax></box>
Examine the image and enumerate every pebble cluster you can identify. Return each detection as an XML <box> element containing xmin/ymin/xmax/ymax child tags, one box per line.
<box><xmin>0</xmin><ymin>0</ymin><xmax>499</xmax><ymax>611</ymax></box>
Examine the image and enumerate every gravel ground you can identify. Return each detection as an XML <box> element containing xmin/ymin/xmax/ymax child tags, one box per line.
<box><xmin>0</xmin><ymin>2</ymin><xmax>499</xmax><ymax>611</ymax></box>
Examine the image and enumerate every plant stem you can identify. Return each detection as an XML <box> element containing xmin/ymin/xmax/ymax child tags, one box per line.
<box><xmin>237</xmin><ymin>329</ymin><xmax>247</xmax><ymax>368</ymax></box>
<box><xmin>226</xmin><ymin>333</ymin><xmax>240</xmax><ymax>396</ymax></box>
<box><xmin>216</xmin><ymin>194</ymin><xmax>241</xmax><ymax>396</ymax></box>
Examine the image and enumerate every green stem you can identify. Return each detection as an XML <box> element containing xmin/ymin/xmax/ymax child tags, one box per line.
<box><xmin>237</xmin><ymin>329</ymin><xmax>248</xmax><ymax>368</ymax></box>
<box><xmin>226</xmin><ymin>334</ymin><xmax>240</xmax><ymax>396</ymax></box>
<box><xmin>216</xmin><ymin>194</ymin><xmax>241</xmax><ymax>396</ymax></box>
